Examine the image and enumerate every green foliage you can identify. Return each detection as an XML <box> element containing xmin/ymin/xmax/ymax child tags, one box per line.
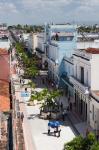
<box><xmin>91</xmin><ymin>142</ymin><xmax>99</xmax><ymax>150</ymax></box>
<box><xmin>84</xmin><ymin>132</ymin><xmax>96</xmax><ymax>150</ymax></box>
<box><xmin>11</xmin><ymin>24</ymin><xmax>44</xmax><ymax>33</ymax></box>
<box><xmin>24</xmin><ymin>66</ymin><xmax>38</xmax><ymax>78</ymax></box>
<box><xmin>30</xmin><ymin>88</ymin><xmax>61</xmax><ymax>112</ymax></box>
<box><xmin>78</xmin><ymin>25</ymin><xmax>99</xmax><ymax>33</ymax></box>
<box><xmin>27</xmin><ymin>81</ymin><xmax>36</xmax><ymax>89</ymax></box>
<box><xmin>15</xmin><ymin>42</ymin><xmax>38</xmax><ymax>78</ymax></box>
<box><xmin>64</xmin><ymin>136</ymin><xmax>83</xmax><ymax>150</ymax></box>
<box><xmin>15</xmin><ymin>42</ymin><xmax>24</xmax><ymax>54</ymax></box>
<box><xmin>64</xmin><ymin>133</ymin><xmax>99</xmax><ymax>150</ymax></box>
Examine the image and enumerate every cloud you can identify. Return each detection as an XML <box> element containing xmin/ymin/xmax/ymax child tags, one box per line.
<box><xmin>0</xmin><ymin>2</ymin><xmax>18</xmax><ymax>14</ymax></box>
<box><xmin>0</xmin><ymin>0</ymin><xmax>99</xmax><ymax>24</ymax></box>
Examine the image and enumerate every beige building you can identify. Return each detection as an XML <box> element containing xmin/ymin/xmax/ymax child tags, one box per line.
<box><xmin>28</xmin><ymin>33</ymin><xmax>38</xmax><ymax>54</ymax></box>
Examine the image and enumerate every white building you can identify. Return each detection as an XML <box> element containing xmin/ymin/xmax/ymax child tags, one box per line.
<box><xmin>22</xmin><ymin>33</ymin><xmax>30</xmax><ymax>41</ymax></box>
<box><xmin>27</xmin><ymin>33</ymin><xmax>38</xmax><ymax>54</ymax></box>
<box><xmin>36</xmin><ymin>32</ymin><xmax>47</xmax><ymax>68</ymax></box>
<box><xmin>70</xmin><ymin>48</ymin><xmax>99</xmax><ymax>134</ymax></box>
<box><xmin>0</xmin><ymin>30</ymin><xmax>10</xmax><ymax>49</ymax></box>
<box><xmin>77</xmin><ymin>40</ymin><xmax>99</xmax><ymax>49</ymax></box>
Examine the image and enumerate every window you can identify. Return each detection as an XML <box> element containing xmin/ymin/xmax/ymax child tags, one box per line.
<box><xmin>87</xmin><ymin>71</ymin><xmax>88</xmax><ymax>85</ymax></box>
<box><xmin>81</xmin><ymin>67</ymin><xmax>84</xmax><ymax>84</ymax></box>
<box><xmin>92</xmin><ymin>105</ymin><xmax>94</xmax><ymax>121</ymax></box>
<box><xmin>59</xmin><ymin>36</ymin><xmax>74</xmax><ymax>41</ymax></box>
<box><xmin>76</xmin><ymin>65</ymin><xmax>77</xmax><ymax>77</ymax></box>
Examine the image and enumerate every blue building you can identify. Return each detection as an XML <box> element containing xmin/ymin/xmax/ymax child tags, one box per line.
<box><xmin>45</xmin><ymin>24</ymin><xmax>77</xmax><ymax>89</ymax></box>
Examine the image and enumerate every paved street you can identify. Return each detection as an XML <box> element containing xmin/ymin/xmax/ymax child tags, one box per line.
<box><xmin>11</xmin><ymin>51</ymin><xmax>77</xmax><ymax>150</ymax></box>
<box><xmin>25</xmin><ymin>104</ymin><xmax>76</xmax><ymax>150</ymax></box>
<box><xmin>14</xmin><ymin>81</ymin><xmax>76</xmax><ymax>150</ymax></box>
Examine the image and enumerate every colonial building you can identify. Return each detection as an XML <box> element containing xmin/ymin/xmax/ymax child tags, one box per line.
<box><xmin>70</xmin><ymin>48</ymin><xmax>99</xmax><ymax>133</ymax></box>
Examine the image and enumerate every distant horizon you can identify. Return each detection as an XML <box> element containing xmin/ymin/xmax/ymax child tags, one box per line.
<box><xmin>8</xmin><ymin>21</ymin><xmax>99</xmax><ymax>26</ymax></box>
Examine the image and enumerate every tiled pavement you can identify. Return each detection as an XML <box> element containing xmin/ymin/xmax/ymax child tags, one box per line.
<box><xmin>14</xmin><ymin>76</ymin><xmax>76</xmax><ymax>150</ymax></box>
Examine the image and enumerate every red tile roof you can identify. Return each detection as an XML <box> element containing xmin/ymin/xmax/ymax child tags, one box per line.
<box><xmin>0</xmin><ymin>49</ymin><xmax>10</xmax><ymax>82</ymax></box>
<box><xmin>86</xmin><ymin>48</ymin><xmax>99</xmax><ymax>54</ymax></box>
<box><xmin>0</xmin><ymin>80</ymin><xmax>10</xmax><ymax>112</ymax></box>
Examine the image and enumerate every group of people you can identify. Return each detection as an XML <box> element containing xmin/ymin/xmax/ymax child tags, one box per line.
<box><xmin>17</xmin><ymin>112</ymin><xmax>24</xmax><ymax>122</ymax></box>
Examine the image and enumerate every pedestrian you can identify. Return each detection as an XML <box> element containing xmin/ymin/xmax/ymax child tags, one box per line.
<box><xmin>25</xmin><ymin>87</ymin><xmax>27</xmax><ymax>92</ymax></box>
<box><xmin>23</xmin><ymin>79</ymin><xmax>25</xmax><ymax>84</ymax></box>
<box><xmin>62</xmin><ymin>111</ymin><xmax>65</xmax><ymax>121</ymax></box>
<box><xmin>58</xmin><ymin>126</ymin><xmax>61</xmax><ymax>137</ymax></box>
<box><xmin>20</xmin><ymin>79</ymin><xmax>21</xmax><ymax>84</ymax></box>
<box><xmin>21</xmin><ymin>112</ymin><xmax>24</xmax><ymax>122</ymax></box>
<box><xmin>60</xmin><ymin>102</ymin><xmax>63</xmax><ymax>110</ymax></box>
<box><xmin>48</xmin><ymin>126</ymin><xmax>50</xmax><ymax>135</ymax></box>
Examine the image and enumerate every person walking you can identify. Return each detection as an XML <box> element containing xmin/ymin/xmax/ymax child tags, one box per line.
<box><xmin>62</xmin><ymin>111</ymin><xmax>65</xmax><ymax>121</ymax></box>
<box><xmin>60</xmin><ymin>102</ymin><xmax>63</xmax><ymax>111</ymax></box>
<box><xmin>21</xmin><ymin>112</ymin><xmax>24</xmax><ymax>122</ymax></box>
<box><xmin>62</xmin><ymin>108</ymin><xmax>67</xmax><ymax>121</ymax></box>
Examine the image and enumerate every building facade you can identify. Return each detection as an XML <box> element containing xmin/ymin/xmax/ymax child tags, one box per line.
<box><xmin>44</xmin><ymin>24</ymin><xmax>77</xmax><ymax>86</ymax></box>
<box><xmin>27</xmin><ymin>33</ymin><xmax>38</xmax><ymax>54</ymax></box>
<box><xmin>70</xmin><ymin>48</ymin><xmax>99</xmax><ymax>133</ymax></box>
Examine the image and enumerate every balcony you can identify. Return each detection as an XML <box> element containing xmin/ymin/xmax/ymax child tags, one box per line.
<box><xmin>70</xmin><ymin>76</ymin><xmax>89</xmax><ymax>94</ymax></box>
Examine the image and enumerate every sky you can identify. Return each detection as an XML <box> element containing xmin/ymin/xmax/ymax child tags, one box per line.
<box><xmin>0</xmin><ymin>0</ymin><xmax>99</xmax><ymax>25</ymax></box>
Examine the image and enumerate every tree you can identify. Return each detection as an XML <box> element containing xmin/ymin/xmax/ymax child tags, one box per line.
<box><xmin>27</xmin><ymin>81</ymin><xmax>36</xmax><ymax>89</ymax></box>
<box><xmin>91</xmin><ymin>142</ymin><xmax>99</xmax><ymax>150</ymax></box>
<box><xmin>30</xmin><ymin>88</ymin><xmax>61</xmax><ymax>113</ymax></box>
<box><xmin>63</xmin><ymin>133</ymin><xmax>99</xmax><ymax>150</ymax></box>
<box><xmin>24</xmin><ymin>66</ymin><xmax>38</xmax><ymax>78</ymax></box>
<box><xmin>64</xmin><ymin>136</ymin><xmax>83</xmax><ymax>150</ymax></box>
<box><xmin>17</xmin><ymin>24</ymin><xmax>22</xmax><ymax>29</ymax></box>
<box><xmin>15</xmin><ymin>42</ymin><xmax>39</xmax><ymax>79</ymax></box>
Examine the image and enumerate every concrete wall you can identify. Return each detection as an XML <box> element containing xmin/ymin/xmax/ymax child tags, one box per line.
<box><xmin>37</xmin><ymin>33</ymin><xmax>44</xmax><ymax>52</ymax></box>
<box><xmin>77</xmin><ymin>41</ymin><xmax>99</xmax><ymax>49</ymax></box>
<box><xmin>91</xmin><ymin>54</ymin><xmax>99</xmax><ymax>90</ymax></box>
<box><xmin>90</xmin><ymin>97</ymin><xmax>99</xmax><ymax>130</ymax></box>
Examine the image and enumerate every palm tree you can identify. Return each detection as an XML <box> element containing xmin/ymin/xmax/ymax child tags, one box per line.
<box><xmin>27</xmin><ymin>81</ymin><xmax>36</xmax><ymax>92</ymax></box>
<box><xmin>31</xmin><ymin>88</ymin><xmax>61</xmax><ymax>113</ymax></box>
<box><xmin>24</xmin><ymin>66</ymin><xmax>38</xmax><ymax>78</ymax></box>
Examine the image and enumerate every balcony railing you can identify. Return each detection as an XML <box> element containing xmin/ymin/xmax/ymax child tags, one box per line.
<box><xmin>70</xmin><ymin>76</ymin><xmax>89</xmax><ymax>94</ymax></box>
